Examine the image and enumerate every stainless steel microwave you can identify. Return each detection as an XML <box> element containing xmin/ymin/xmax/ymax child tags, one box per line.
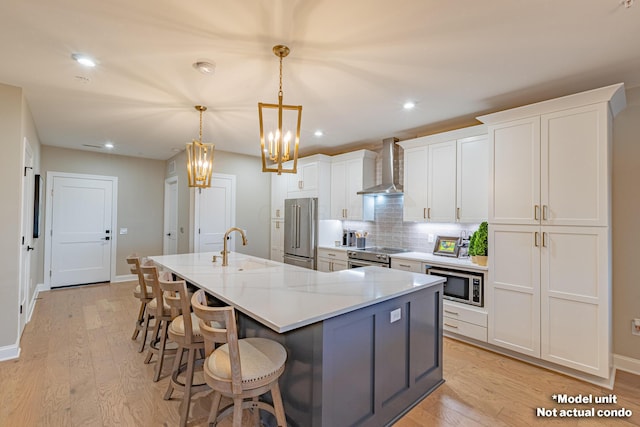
<box><xmin>425</xmin><ymin>265</ymin><xmax>483</xmax><ymax>307</ymax></box>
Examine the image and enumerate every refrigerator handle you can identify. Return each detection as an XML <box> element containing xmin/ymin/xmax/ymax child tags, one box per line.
<box><xmin>290</xmin><ymin>204</ymin><xmax>297</xmax><ymax>249</ymax></box>
<box><xmin>297</xmin><ymin>204</ymin><xmax>301</xmax><ymax>249</ymax></box>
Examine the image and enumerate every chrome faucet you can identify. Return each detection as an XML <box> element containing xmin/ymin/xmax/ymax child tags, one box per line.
<box><xmin>221</xmin><ymin>227</ymin><xmax>248</xmax><ymax>266</ymax></box>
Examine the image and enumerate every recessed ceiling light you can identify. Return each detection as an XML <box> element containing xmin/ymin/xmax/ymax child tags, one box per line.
<box><xmin>403</xmin><ymin>101</ymin><xmax>416</xmax><ymax>110</ymax></box>
<box><xmin>104</xmin><ymin>142</ymin><xmax>114</xmax><ymax>149</ymax></box>
<box><xmin>314</xmin><ymin>130</ymin><xmax>324</xmax><ymax>137</ymax></box>
<box><xmin>71</xmin><ymin>53</ymin><xmax>97</xmax><ymax>67</ymax></box>
<box><xmin>193</xmin><ymin>60</ymin><xmax>216</xmax><ymax>75</ymax></box>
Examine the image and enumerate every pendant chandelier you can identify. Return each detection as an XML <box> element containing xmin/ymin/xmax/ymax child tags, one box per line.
<box><xmin>186</xmin><ymin>105</ymin><xmax>215</xmax><ymax>188</ymax></box>
<box><xmin>258</xmin><ymin>45</ymin><xmax>302</xmax><ymax>175</ymax></box>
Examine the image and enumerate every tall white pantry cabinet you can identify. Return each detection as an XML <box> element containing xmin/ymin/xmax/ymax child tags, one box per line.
<box><xmin>478</xmin><ymin>83</ymin><xmax>626</xmax><ymax>380</ymax></box>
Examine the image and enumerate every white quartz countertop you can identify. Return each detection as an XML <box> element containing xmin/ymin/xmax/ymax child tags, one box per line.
<box><xmin>149</xmin><ymin>252</ymin><xmax>445</xmax><ymax>333</ymax></box>
<box><xmin>390</xmin><ymin>252</ymin><xmax>489</xmax><ymax>272</ymax></box>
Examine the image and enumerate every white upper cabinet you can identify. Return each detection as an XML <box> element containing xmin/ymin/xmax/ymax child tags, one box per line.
<box><xmin>282</xmin><ymin>154</ymin><xmax>331</xmax><ymax>219</ymax></box>
<box><xmin>488</xmin><ymin>117</ymin><xmax>541</xmax><ymax>225</ymax></box>
<box><xmin>457</xmin><ymin>135</ymin><xmax>489</xmax><ymax>223</ymax></box>
<box><xmin>427</xmin><ymin>141</ymin><xmax>457</xmax><ymax>222</ymax></box>
<box><xmin>541</xmin><ymin>104</ymin><xmax>609</xmax><ymax>226</ymax></box>
<box><xmin>330</xmin><ymin>150</ymin><xmax>376</xmax><ymax>221</ymax></box>
<box><xmin>400</xmin><ymin>125</ymin><xmax>487</xmax><ymax>223</ymax></box>
<box><xmin>481</xmin><ymin>84</ymin><xmax>625</xmax><ymax>227</ymax></box>
<box><xmin>401</xmin><ymin>140</ymin><xmax>456</xmax><ymax>222</ymax></box>
<box><xmin>402</xmin><ymin>144</ymin><xmax>429</xmax><ymax>222</ymax></box>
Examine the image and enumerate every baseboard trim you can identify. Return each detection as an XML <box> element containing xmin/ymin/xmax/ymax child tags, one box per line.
<box><xmin>613</xmin><ymin>354</ymin><xmax>640</xmax><ymax>375</ymax></box>
<box><xmin>112</xmin><ymin>274</ymin><xmax>136</xmax><ymax>283</ymax></box>
<box><xmin>27</xmin><ymin>283</ymin><xmax>48</xmax><ymax>323</ymax></box>
<box><xmin>0</xmin><ymin>343</ymin><xmax>20</xmax><ymax>362</ymax></box>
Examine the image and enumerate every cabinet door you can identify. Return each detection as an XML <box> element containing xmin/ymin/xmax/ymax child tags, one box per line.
<box><xmin>403</xmin><ymin>146</ymin><xmax>429</xmax><ymax>221</ymax></box>
<box><xmin>457</xmin><ymin>135</ymin><xmax>488</xmax><ymax>223</ymax></box>
<box><xmin>541</xmin><ymin>104</ymin><xmax>609</xmax><ymax>227</ymax></box>
<box><xmin>271</xmin><ymin>173</ymin><xmax>288</xmax><ymax>219</ymax></box>
<box><xmin>270</xmin><ymin>220</ymin><xmax>284</xmax><ymax>262</ymax></box>
<box><xmin>490</xmin><ymin>118</ymin><xmax>541</xmax><ymax>225</ymax></box>
<box><xmin>540</xmin><ymin>226</ymin><xmax>609</xmax><ymax>377</ymax></box>
<box><xmin>346</xmin><ymin>159</ymin><xmax>364</xmax><ymax>220</ymax></box>
<box><xmin>427</xmin><ymin>140</ymin><xmax>457</xmax><ymax>222</ymax></box>
<box><xmin>488</xmin><ymin>224</ymin><xmax>540</xmax><ymax>357</ymax></box>
<box><xmin>317</xmin><ymin>257</ymin><xmax>331</xmax><ymax>272</ymax></box>
<box><xmin>330</xmin><ymin>161</ymin><xmax>347</xmax><ymax>219</ymax></box>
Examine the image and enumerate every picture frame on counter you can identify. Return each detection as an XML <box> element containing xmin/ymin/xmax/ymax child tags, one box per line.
<box><xmin>433</xmin><ymin>236</ymin><xmax>460</xmax><ymax>257</ymax></box>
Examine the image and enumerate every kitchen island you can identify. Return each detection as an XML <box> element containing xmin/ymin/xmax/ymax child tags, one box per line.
<box><xmin>150</xmin><ymin>252</ymin><xmax>445</xmax><ymax>427</ymax></box>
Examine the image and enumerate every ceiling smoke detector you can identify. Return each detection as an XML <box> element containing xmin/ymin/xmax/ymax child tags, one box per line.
<box><xmin>193</xmin><ymin>60</ymin><xmax>216</xmax><ymax>75</ymax></box>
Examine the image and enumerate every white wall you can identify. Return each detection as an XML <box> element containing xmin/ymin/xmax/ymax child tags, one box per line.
<box><xmin>612</xmin><ymin>86</ymin><xmax>640</xmax><ymax>361</ymax></box>
<box><xmin>41</xmin><ymin>146</ymin><xmax>166</xmax><ymax>276</ymax></box>
<box><xmin>0</xmin><ymin>83</ymin><xmax>41</xmax><ymax>351</ymax></box>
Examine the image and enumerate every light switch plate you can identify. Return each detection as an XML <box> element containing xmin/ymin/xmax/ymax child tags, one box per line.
<box><xmin>632</xmin><ymin>318</ymin><xmax>640</xmax><ymax>336</ymax></box>
<box><xmin>119</xmin><ymin>228</ymin><xmax>128</xmax><ymax>235</ymax></box>
<box><xmin>390</xmin><ymin>308</ymin><xmax>401</xmax><ymax>323</ymax></box>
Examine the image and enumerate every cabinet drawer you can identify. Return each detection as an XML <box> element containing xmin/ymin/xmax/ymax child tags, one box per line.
<box><xmin>391</xmin><ymin>259</ymin><xmax>423</xmax><ymax>273</ymax></box>
<box><xmin>443</xmin><ymin>318</ymin><xmax>488</xmax><ymax>342</ymax></box>
<box><xmin>318</xmin><ymin>248</ymin><xmax>347</xmax><ymax>262</ymax></box>
<box><xmin>443</xmin><ymin>301</ymin><xmax>487</xmax><ymax>327</ymax></box>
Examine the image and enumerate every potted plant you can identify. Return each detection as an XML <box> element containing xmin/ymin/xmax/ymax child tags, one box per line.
<box><xmin>474</xmin><ymin>222</ymin><xmax>488</xmax><ymax>266</ymax></box>
<box><xmin>468</xmin><ymin>231</ymin><xmax>477</xmax><ymax>263</ymax></box>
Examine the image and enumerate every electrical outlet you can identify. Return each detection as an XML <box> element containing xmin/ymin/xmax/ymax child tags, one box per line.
<box><xmin>428</xmin><ymin>234</ymin><xmax>435</xmax><ymax>243</ymax></box>
<box><xmin>632</xmin><ymin>319</ymin><xmax>640</xmax><ymax>336</ymax></box>
<box><xmin>390</xmin><ymin>308</ymin><xmax>402</xmax><ymax>323</ymax></box>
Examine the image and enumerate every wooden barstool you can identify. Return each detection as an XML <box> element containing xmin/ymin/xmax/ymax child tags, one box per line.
<box><xmin>191</xmin><ymin>289</ymin><xmax>288</xmax><ymax>427</ymax></box>
<box><xmin>159</xmin><ymin>276</ymin><xmax>209</xmax><ymax>427</ymax></box>
<box><xmin>127</xmin><ymin>255</ymin><xmax>154</xmax><ymax>352</ymax></box>
<box><xmin>141</xmin><ymin>264</ymin><xmax>179</xmax><ymax>382</ymax></box>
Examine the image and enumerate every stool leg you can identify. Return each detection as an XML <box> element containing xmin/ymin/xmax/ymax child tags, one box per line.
<box><xmin>132</xmin><ymin>301</ymin><xmax>145</xmax><ymax>340</ymax></box>
<box><xmin>232</xmin><ymin>397</ymin><xmax>243</xmax><ymax>427</ymax></box>
<box><xmin>271</xmin><ymin>382</ymin><xmax>286</xmax><ymax>427</ymax></box>
<box><xmin>164</xmin><ymin>345</ymin><xmax>185</xmax><ymax>400</ymax></box>
<box><xmin>139</xmin><ymin>310</ymin><xmax>151</xmax><ymax>353</ymax></box>
<box><xmin>144</xmin><ymin>319</ymin><xmax>161</xmax><ymax>364</ymax></box>
<box><xmin>178</xmin><ymin>347</ymin><xmax>197</xmax><ymax>427</ymax></box>
<box><xmin>154</xmin><ymin>320</ymin><xmax>169</xmax><ymax>382</ymax></box>
<box><xmin>208</xmin><ymin>390</ymin><xmax>222</xmax><ymax>427</ymax></box>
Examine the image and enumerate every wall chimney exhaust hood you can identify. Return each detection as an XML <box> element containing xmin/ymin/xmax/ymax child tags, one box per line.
<box><xmin>357</xmin><ymin>137</ymin><xmax>403</xmax><ymax>196</ymax></box>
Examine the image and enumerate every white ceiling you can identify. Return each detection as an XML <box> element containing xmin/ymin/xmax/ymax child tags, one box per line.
<box><xmin>1</xmin><ymin>0</ymin><xmax>639</xmax><ymax>160</ymax></box>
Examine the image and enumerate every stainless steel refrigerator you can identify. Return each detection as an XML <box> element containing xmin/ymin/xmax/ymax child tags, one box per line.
<box><xmin>283</xmin><ymin>197</ymin><xmax>318</xmax><ymax>270</ymax></box>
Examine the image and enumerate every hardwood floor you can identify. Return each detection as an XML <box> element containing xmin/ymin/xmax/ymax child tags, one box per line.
<box><xmin>1</xmin><ymin>281</ymin><xmax>638</xmax><ymax>426</ymax></box>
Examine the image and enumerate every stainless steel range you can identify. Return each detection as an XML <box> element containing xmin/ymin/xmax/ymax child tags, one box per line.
<box><xmin>347</xmin><ymin>247</ymin><xmax>410</xmax><ymax>268</ymax></box>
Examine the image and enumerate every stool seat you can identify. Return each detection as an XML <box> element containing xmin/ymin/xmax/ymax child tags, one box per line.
<box><xmin>169</xmin><ymin>312</ymin><xmax>205</xmax><ymax>338</ymax></box>
<box><xmin>206</xmin><ymin>338</ymin><xmax>286</xmax><ymax>384</ymax></box>
<box><xmin>148</xmin><ymin>297</ymin><xmax>171</xmax><ymax>314</ymax></box>
<box><xmin>133</xmin><ymin>284</ymin><xmax>153</xmax><ymax>297</ymax></box>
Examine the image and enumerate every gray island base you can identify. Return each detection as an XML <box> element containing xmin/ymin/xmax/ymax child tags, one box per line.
<box><xmin>149</xmin><ymin>252</ymin><xmax>444</xmax><ymax>427</ymax></box>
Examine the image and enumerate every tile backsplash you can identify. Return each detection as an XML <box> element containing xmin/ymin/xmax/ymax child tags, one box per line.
<box><xmin>342</xmin><ymin>195</ymin><xmax>479</xmax><ymax>253</ymax></box>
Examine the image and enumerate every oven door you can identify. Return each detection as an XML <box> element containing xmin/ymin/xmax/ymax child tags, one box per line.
<box><xmin>348</xmin><ymin>259</ymin><xmax>389</xmax><ymax>269</ymax></box>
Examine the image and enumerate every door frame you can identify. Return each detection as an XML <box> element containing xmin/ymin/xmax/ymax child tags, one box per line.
<box><xmin>18</xmin><ymin>137</ymin><xmax>34</xmax><ymax>336</ymax></box>
<box><xmin>191</xmin><ymin>173</ymin><xmax>236</xmax><ymax>253</ymax></box>
<box><xmin>163</xmin><ymin>175</ymin><xmax>178</xmax><ymax>255</ymax></box>
<box><xmin>43</xmin><ymin>172</ymin><xmax>118</xmax><ymax>289</ymax></box>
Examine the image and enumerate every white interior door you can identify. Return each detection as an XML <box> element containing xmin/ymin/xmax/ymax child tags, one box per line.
<box><xmin>50</xmin><ymin>175</ymin><xmax>115</xmax><ymax>287</ymax></box>
<box><xmin>163</xmin><ymin>176</ymin><xmax>178</xmax><ymax>255</ymax></box>
<box><xmin>194</xmin><ymin>174</ymin><xmax>235</xmax><ymax>253</ymax></box>
<box><xmin>19</xmin><ymin>139</ymin><xmax>34</xmax><ymax>335</ymax></box>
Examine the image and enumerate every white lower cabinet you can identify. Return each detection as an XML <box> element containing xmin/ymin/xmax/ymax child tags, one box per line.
<box><xmin>270</xmin><ymin>220</ymin><xmax>284</xmax><ymax>263</ymax></box>
<box><xmin>488</xmin><ymin>224</ymin><xmax>609</xmax><ymax>378</ymax></box>
<box><xmin>443</xmin><ymin>301</ymin><xmax>488</xmax><ymax>342</ymax></box>
<box><xmin>317</xmin><ymin>248</ymin><xmax>348</xmax><ymax>272</ymax></box>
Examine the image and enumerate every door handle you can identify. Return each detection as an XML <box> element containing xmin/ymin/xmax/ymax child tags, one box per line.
<box><xmin>26</xmin><ymin>246</ymin><xmax>35</xmax><ymax>251</ymax></box>
<box><xmin>166</xmin><ymin>233</ymin><xmax>172</xmax><ymax>236</ymax></box>
<box><xmin>101</xmin><ymin>236</ymin><xmax>110</xmax><ymax>241</ymax></box>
